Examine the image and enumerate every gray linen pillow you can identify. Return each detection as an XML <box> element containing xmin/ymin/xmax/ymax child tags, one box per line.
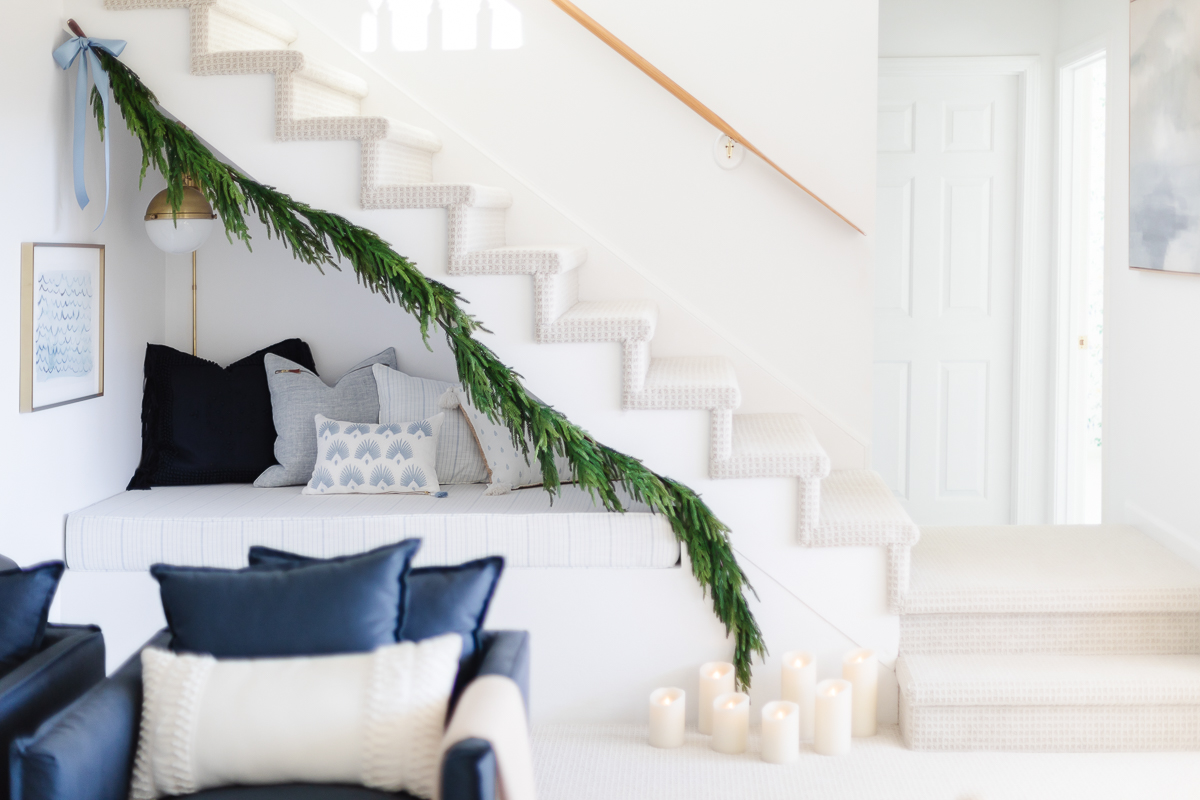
<box><xmin>255</xmin><ymin>348</ymin><xmax>398</xmax><ymax>487</ymax></box>
<box><xmin>373</xmin><ymin>364</ymin><xmax>489</xmax><ymax>485</ymax></box>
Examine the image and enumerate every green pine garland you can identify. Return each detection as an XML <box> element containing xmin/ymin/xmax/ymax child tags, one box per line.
<box><xmin>91</xmin><ymin>50</ymin><xmax>766</xmax><ymax>687</ymax></box>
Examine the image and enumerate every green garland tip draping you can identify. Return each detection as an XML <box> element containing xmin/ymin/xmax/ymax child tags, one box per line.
<box><xmin>91</xmin><ymin>49</ymin><xmax>766</xmax><ymax>688</ymax></box>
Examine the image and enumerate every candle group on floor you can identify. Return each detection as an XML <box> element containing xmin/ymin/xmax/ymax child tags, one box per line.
<box><xmin>647</xmin><ymin>648</ymin><xmax>878</xmax><ymax>762</ymax></box>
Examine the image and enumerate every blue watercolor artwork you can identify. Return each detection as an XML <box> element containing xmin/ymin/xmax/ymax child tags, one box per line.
<box><xmin>34</xmin><ymin>270</ymin><xmax>93</xmax><ymax>381</ymax></box>
<box><xmin>1131</xmin><ymin>0</ymin><xmax>1200</xmax><ymax>273</ymax></box>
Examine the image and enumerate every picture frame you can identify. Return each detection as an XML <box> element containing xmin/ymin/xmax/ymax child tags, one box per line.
<box><xmin>1129</xmin><ymin>0</ymin><xmax>1200</xmax><ymax>275</ymax></box>
<box><xmin>20</xmin><ymin>243</ymin><xmax>105</xmax><ymax>412</ymax></box>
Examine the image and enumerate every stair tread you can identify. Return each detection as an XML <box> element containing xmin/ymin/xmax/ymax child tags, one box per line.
<box><xmin>898</xmin><ymin>654</ymin><xmax>1200</xmax><ymax>706</ymax></box>
<box><xmin>643</xmin><ymin>357</ymin><xmax>737</xmax><ymax>390</ymax></box>
<box><xmin>365</xmin><ymin>183</ymin><xmax>513</xmax><ymax>208</ymax></box>
<box><xmin>558</xmin><ymin>300</ymin><xmax>658</xmax><ymax>323</ymax></box>
<box><xmin>626</xmin><ymin>357</ymin><xmax>740</xmax><ymax>411</ymax></box>
<box><xmin>469</xmin><ymin>244</ymin><xmax>588</xmax><ymax>270</ymax></box>
<box><xmin>196</xmin><ymin>47</ymin><xmax>369</xmax><ymax>99</ymax></box>
<box><xmin>811</xmin><ymin>469</ymin><xmax>918</xmax><ymax>546</ymax></box>
<box><xmin>643</xmin><ymin>357</ymin><xmax>734</xmax><ymax>393</ymax></box>
<box><xmin>715</xmin><ymin>414</ymin><xmax>830</xmax><ymax>479</ymax></box>
<box><xmin>294</xmin><ymin>55</ymin><xmax>369</xmax><ymax>98</ymax></box>
<box><xmin>374</xmin><ymin>117</ymin><xmax>442</xmax><ymax>150</ymax></box>
<box><xmin>906</xmin><ymin>525</ymin><xmax>1200</xmax><ymax>615</ymax></box>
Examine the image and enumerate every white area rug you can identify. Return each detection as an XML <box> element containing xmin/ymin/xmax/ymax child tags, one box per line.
<box><xmin>532</xmin><ymin>724</ymin><xmax>1200</xmax><ymax>800</ymax></box>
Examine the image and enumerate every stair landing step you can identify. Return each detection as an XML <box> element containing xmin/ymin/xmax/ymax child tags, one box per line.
<box><xmin>712</xmin><ymin>414</ymin><xmax>830</xmax><ymax>480</ymax></box>
<box><xmin>900</xmin><ymin>611</ymin><xmax>1200</xmax><ymax>656</ymax></box>
<box><xmin>906</xmin><ymin>525</ymin><xmax>1200</xmax><ymax>615</ymax></box>
<box><xmin>898</xmin><ymin>654</ymin><xmax>1200</xmax><ymax>707</ymax></box>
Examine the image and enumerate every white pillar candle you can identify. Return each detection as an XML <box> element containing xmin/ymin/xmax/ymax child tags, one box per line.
<box><xmin>759</xmin><ymin>700</ymin><xmax>800</xmax><ymax>764</ymax></box>
<box><xmin>647</xmin><ymin>687</ymin><xmax>685</xmax><ymax>748</ymax></box>
<box><xmin>710</xmin><ymin>692</ymin><xmax>750</xmax><ymax>754</ymax></box>
<box><xmin>780</xmin><ymin>650</ymin><xmax>817</xmax><ymax>741</ymax></box>
<box><xmin>813</xmin><ymin>679</ymin><xmax>853</xmax><ymax>756</ymax></box>
<box><xmin>842</xmin><ymin>648</ymin><xmax>878</xmax><ymax>737</ymax></box>
<box><xmin>697</xmin><ymin>661</ymin><xmax>735</xmax><ymax>735</ymax></box>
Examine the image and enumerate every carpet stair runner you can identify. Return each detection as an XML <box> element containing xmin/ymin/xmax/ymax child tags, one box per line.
<box><xmin>106</xmin><ymin>0</ymin><xmax>920</xmax><ymax>608</ymax></box>
<box><xmin>899</xmin><ymin>525</ymin><xmax>1200</xmax><ymax>750</ymax></box>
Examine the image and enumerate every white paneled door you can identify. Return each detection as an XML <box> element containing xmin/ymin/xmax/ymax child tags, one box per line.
<box><xmin>874</xmin><ymin>66</ymin><xmax>1021</xmax><ymax>525</ymax></box>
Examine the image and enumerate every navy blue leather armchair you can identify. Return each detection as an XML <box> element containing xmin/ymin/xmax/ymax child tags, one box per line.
<box><xmin>0</xmin><ymin>624</ymin><xmax>105</xmax><ymax>800</ymax></box>
<box><xmin>10</xmin><ymin>630</ymin><xmax>530</xmax><ymax>800</ymax></box>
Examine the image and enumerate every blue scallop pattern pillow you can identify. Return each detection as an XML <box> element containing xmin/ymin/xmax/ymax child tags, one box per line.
<box><xmin>303</xmin><ymin>413</ymin><xmax>442</xmax><ymax>495</ymax></box>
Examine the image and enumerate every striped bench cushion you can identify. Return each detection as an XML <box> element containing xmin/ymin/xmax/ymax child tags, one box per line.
<box><xmin>66</xmin><ymin>483</ymin><xmax>680</xmax><ymax>571</ymax></box>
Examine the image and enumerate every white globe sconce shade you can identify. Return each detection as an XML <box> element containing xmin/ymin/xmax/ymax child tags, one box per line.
<box><xmin>143</xmin><ymin>185</ymin><xmax>218</xmax><ymax>253</ymax></box>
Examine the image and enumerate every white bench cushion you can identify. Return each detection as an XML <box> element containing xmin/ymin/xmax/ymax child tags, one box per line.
<box><xmin>66</xmin><ymin>483</ymin><xmax>680</xmax><ymax>571</ymax></box>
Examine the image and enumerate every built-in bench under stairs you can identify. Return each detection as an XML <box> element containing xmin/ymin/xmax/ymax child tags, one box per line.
<box><xmin>898</xmin><ymin>525</ymin><xmax>1200</xmax><ymax>751</ymax></box>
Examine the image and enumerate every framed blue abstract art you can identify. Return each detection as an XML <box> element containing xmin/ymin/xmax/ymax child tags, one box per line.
<box><xmin>1130</xmin><ymin>0</ymin><xmax>1200</xmax><ymax>274</ymax></box>
<box><xmin>20</xmin><ymin>243</ymin><xmax>105</xmax><ymax>412</ymax></box>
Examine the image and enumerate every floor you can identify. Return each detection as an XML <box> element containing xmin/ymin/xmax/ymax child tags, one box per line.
<box><xmin>532</xmin><ymin>724</ymin><xmax>1200</xmax><ymax>799</ymax></box>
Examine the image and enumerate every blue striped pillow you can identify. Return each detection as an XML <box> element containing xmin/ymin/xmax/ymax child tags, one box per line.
<box><xmin>373</xmin><ymin>365</ymin><xmax>489</xmax><ymax>485</ymax></box>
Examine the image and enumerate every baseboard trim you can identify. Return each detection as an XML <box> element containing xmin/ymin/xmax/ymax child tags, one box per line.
<box><xmin>1125</xmin><ymin>501</ymin><xmax>1200</xmax><ymax>570</ymax></box>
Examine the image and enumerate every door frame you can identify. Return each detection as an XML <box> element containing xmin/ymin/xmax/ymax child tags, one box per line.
<box><xmin>878</xmin><ymin>56</ymin><xmax>1041</xmax><ymax>523</ymax></box>
<box><xmin>1051</xmin><ymin>38</ymin><xmax>1108</xmax><ymax>523</ymax></box>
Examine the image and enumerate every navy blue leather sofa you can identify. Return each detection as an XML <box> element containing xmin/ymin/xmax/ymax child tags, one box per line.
<box><xmin>0</xmin><ymin>624</ymin><xmax>105</xmax><ymax>800</ymax></box>
<box><xmin>0</xmin><ymin>552</ymin><xmax>105</xmax><ymax>800</ymax></box>
<box><xmin>10</xmin><ymin>629</ymin><xmax>529</xmax><ymax>800</ymax></box>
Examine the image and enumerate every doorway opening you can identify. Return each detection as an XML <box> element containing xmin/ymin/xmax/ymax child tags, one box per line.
<box><xmin>1054</xmin><ymin>50</ymin><xmax>1107</xmax><ymax>524</ymax></box>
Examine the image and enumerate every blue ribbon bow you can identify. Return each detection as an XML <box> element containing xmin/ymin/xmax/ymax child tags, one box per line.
<box><xmin>52</xmin><ymin>35</ymin><xmax>127</xmax><ymax>228</ymax></box>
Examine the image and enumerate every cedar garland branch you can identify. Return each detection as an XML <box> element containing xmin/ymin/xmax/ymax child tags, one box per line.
<box><xmin>92</xmin><ymin>50</ymin><xmax>766</xmax><ymax>687</ymax></box>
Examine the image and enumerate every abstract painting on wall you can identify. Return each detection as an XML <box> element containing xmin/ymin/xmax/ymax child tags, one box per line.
<box><xmin>20</xmin><ymin>243</ymin><xmax>105</xmax><ymax>412</ymax></box>
<box><xmin>1130</xmin><ymin>0</ymin><xmax>1200</xmax><ymax>274</ymax></box>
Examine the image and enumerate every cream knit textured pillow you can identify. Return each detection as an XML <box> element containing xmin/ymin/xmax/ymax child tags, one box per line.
<box><xmin>129</xmin><ymin>634</ymin><xmax>462</xmax><ymax>800</ymax></box>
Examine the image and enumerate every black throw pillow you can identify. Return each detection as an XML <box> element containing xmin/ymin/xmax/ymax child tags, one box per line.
<box><xmin>152</xmin><ymin>540</ymin><xmax>421</xmax><ymax>658</ymax></box>
<box><xmin>0</xmin><ymin>561</ymin><xmax>65</xmax><ymax>673</ymax></box>
<box><xmin>127</xmin><ymin>340</ymin><xmax>317</xmax><ymax>489</ymax></box>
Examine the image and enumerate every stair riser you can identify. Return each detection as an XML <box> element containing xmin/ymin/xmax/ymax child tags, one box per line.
<box><xmin>204</xmin><ymin>4</ymin><xmax>294</xmax><ymax>53</ymax></box>
<box><xmin>290</xmin><ymin>75</ymin><xmax>361</xmax><ymax>119</ymax></box>
<box><xmin>900</xmin><ymin>694</ymin><xmax>1200</xmax><ymax>751</ymax></box>
<box><xmin>368</xmin><ymin>138</ymin><xmax>436</xmax><ymax>185</ymax></box>
<box><xmin>450</xmin><ymin>206</ymin><xmax>507</xmax><ymax>255</ymax></box>
<box><xmin>901</xmin><ymin>613</ymin><xmax>1200</xmax><ymax>655</ymax></box>
<box><xmin>534</xmin><ymin>272</ymin><xmax>580</xmax><ymax>330</ymax></box>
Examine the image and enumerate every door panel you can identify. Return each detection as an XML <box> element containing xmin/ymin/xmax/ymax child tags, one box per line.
<box><xmin>874</xmin><ymin>69</ymin><xmax>1019</xmax><ymax>525</ymax></box>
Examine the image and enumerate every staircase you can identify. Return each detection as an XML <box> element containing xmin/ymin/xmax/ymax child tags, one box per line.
<box><xmin>898</xmin><ymin>525</ymin><xmax>1200</xmax><ymax>750</ymax></box>
<box><xmin>104</xmin><ymin>0</ymin><xmax>918</xmax><ymax>608</ymax></box>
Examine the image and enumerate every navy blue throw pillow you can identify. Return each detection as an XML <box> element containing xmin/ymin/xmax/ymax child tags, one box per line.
<box><xmin>0</xmin><ymin>561</ymin><xmax>65</xmax><ymax>673</ymax></box>
<box><xmin>152</xmin><ymin>540</ymin><xmax>420</xmax><ymax>658</ymax></box>
<box><xmin>248</xmin><ymin>546</ymin><xmax>503</xmax><ymax>662</ymax></box>
<box><xmin>127</xmin><ymin>339</ymin><xmax>318</xmax><ymax>490</ymax></box>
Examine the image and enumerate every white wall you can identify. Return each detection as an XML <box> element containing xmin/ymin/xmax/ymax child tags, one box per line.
<box><xmin>279</xmin><ymin>0</ymin><xmax>878</xmax><ymax>446</ymax></box>
<box><xmin>0</xmin><ymin>4</ymin><xmax>164</xmax><ymax>576</ymax></box>
<box><xmin>1102</xmin><ymin>0</ymin><xmax>1200</xmax><ymax>555</ymax></box>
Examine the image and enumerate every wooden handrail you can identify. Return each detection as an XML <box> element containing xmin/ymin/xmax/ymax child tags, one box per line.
<box><xmin>547</xmin><ymin>0</ymin><xmax>864</xmax><ymax>235</ymax></box>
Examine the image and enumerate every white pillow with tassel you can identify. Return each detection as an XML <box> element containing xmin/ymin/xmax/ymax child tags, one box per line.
<box><xmin>444</xmin><ymin>387</ymin><xmax>573</xmax><ymax>495</ymax></box>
